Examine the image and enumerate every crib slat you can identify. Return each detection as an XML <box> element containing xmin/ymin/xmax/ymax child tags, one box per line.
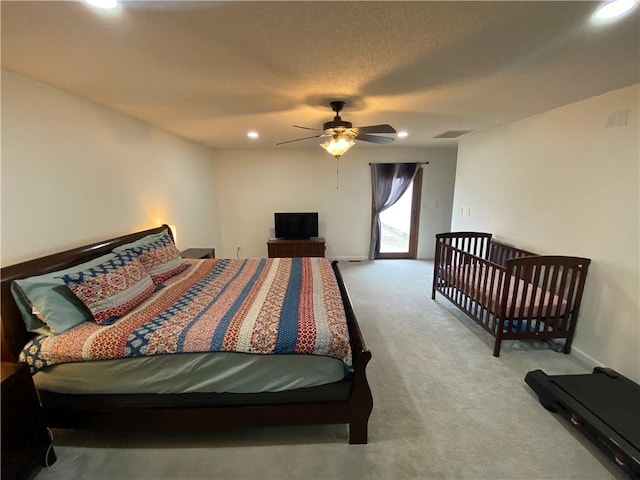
<box><xmin>545</xmin><ymin>264</ymin><xmax>556</xmax><ymax>330</ymax></box>
<box><xmin>529</xmin><ymin>263</ymin><xmax>543</xmax><ymax>333</ymax></box>
<box><xmin>462</xmin><ymin>253</ymin><xmax>472</xmax><ymax>311</ymax></box>
<box><xmin>453</xmin><ymin>248</ymin><xmax>462</xmax><ymax>306</ymax></box>
<box><xmin>488</xmin><ymin>263</ymin><xmax>500</xmax><ymax>333</ymax></box>
<box><xmin>471</xmin><ymin>257</ymin><xmax>485</xmax><ymax>319</ymax></box>
<box><xmin>562</xmin><ymin>266</ymin><xmax>579</xmax><ymax>333</ymax></box>
<box><xmin>539</xmin><ymin>263</ymin><xmax>555</xmax><ymax>327</ymax></box>
<box><xmin>514</xmin><ymin>263</ymin><xmax>529</xmax><ymax>334</ymax></box>
<box><xmin>554</xmin><ymin>265</ymin><xmax>571</xmax><ymax>332</ymax></box>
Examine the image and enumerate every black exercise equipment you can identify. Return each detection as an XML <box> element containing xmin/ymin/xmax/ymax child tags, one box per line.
<box><xmin>525</xmin><ymin>367</ymin><xmax>640</xmax><ymax>479</ymax></box>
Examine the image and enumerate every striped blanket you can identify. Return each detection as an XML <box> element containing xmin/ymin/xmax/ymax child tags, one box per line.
<box><xmin>20</xmin><ymin>257</ymin><xmax>352</xmax><ymax>373</ymax></box>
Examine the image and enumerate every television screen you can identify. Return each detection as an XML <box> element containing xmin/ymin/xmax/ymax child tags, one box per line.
<box><xmin>274</xmin><ymin>212</ymin><xmax>318</xmax><ymax>239</ymax></box>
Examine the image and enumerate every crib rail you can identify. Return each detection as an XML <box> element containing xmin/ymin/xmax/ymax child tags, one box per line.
<box><xmin>489</xmin><ymin>240</ymin><xmax>535</xmax><ymax>267</ymax></box>
<box><xmin>434</xmin><ymin>232</ymin><xmax>492</xmax><ymax>260</ymax></box>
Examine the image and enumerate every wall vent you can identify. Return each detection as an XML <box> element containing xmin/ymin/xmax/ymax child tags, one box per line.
<box><xmin>432</xmin><ymin>130</ymin><xmax>473</xmax><ymax>139</ymax></box>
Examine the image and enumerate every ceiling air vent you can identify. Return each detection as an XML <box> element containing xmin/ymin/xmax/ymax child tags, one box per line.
<box><xmin>432</xmin><ymin>130</ymin><xmax>472</xmax><ymax>139</ymax></box>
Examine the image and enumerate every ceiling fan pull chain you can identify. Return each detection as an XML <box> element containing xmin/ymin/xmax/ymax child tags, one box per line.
<box><xmin>336</xmin><ymin>156</ymin><xmax>340</xmax><ymax>190</ymax></box>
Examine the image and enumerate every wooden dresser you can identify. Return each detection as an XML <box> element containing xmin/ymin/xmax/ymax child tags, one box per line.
<box><xmin>267</xmin><ymin>237</ymin><xmax>325</xmax><ymax>258</ymax></box>
<box><xmin>181</xmin><ymin>248</ymin><xmax>215</xmax><ymax>259</ymax></box>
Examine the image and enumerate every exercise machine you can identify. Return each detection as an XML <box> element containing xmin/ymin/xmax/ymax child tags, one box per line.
<box><xmin>526</xmin><ymin>367</ymin><xmax>639</xmax><ymax>479</ymax></box>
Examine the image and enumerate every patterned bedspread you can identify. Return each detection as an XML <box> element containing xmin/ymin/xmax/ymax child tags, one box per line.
<box><xmin>20</xmin><ymin>257</ymin><xmax>352</xmax><ymax>373</ymax></box>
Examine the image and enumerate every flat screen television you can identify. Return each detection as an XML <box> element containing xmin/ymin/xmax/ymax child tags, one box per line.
<box><xmin>274</xmin><ymin>212</ymin><xmax>318</xmax><ymax>239</ymax></box>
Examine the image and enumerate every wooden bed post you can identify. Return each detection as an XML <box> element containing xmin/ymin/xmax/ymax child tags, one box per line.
<box><xmin>348</xmin><ymin>349</ymin><xmax>373</xmax><ymax>444</ymax></box>
<box><xmin>332</xmin><ymin>261</ymin><xmax>374</xmax><ymax>444</ymax></box>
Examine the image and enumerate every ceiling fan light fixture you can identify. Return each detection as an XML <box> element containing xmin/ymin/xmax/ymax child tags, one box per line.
<box><xmin>320</xmin><ymin>133</ymin><xmax>356</xmax><ymax>159</ymax></box>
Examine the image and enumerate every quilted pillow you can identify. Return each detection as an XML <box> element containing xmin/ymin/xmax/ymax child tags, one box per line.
<box><xmin>61</xmin><ymin>251</ymin><xmax>155</xmax><ymax>325</ymax></box>
<box><xmin>114</xmin><ymin>229</ymin><xmax>187</xmax><ymax>284</ymax></box>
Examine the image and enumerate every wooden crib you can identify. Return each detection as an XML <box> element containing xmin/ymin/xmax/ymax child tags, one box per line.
<box><xmin>431</xmin><ymin>232</ymin><xmax>591</xmax><ymax>356</ymax></box>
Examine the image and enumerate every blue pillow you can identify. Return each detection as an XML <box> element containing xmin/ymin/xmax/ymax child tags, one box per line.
<box><xmin>12</xmin><ymin>252</ymin><xmax>120</xmax><ymax>335</ymax></box>
<box><xmin>9</xmin><ymin>282</ymin><xmax>53</xmax><ymax>336</ymax></box>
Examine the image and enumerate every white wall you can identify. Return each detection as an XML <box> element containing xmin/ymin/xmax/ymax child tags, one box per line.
<box><xmin>1</xmin><ymin>67</ymin><xmax>456</xmax><ymax>266</ymax></box>
<box><xmin>1</xmin><ymin>69</ymin><xmax>222</xmax><ymax>266</ymax></box>
<box><xmin>212</xmin><ymin>147</ymin><xmax>457</xmax><ymax>259</ymax></box>
<box><xmin>453</xmin><ymin>83</ymin><xmax>640</xmax><ymax>382</ymax></box>
<box><xmin>418</xmin><ymin>150</ymin><xmax>457</xmax><ymax>259</ymax></box>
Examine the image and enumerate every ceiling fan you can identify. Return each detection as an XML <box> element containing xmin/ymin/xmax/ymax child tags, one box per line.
<box><xmin>276</xmin><ymin>101</ymin><xmax>397</xmax><ymax>158</ymax></box>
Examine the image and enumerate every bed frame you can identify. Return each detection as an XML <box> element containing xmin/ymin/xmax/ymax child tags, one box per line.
<box><xmin>0</xmin><ymin>226</ymin><xmax>373</xmax><ymax>444</ymax></box>
<box><xmin>431</xmin><ymin>232</ymin><xmax>590</xmax><ymax>357</ymax></box>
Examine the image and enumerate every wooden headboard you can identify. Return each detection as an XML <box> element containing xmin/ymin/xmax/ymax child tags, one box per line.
<box><xmin>0</xmin><ymin>225</ymin><xmax>171</xmax><ymax>362</ymax></box>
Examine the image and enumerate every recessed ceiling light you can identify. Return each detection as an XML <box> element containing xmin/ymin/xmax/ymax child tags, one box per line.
<box><xmin>594</xmin><ymin>0</ymin><xmax>638</xmax><ymax>20</ymax></box>
<box><xmin>247</xmin><ymin>131</ymin><xmax>259</xmax><ymax>139</ymax></box>
<box><xmin>397</xmin><ymin>131</ymin><xmax>409</xmax><ymax>138</ymax></box>
<box><xmin>83</xmin><ymin>0</ymin><xmax>119</xmax><ymax>9</ymax></box>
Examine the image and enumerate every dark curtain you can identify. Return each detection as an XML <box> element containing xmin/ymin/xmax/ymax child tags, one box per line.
<box><xmin>368</xmin><ymin>163</ymin><xmax>419</xmax><ymax>260</ymax></box>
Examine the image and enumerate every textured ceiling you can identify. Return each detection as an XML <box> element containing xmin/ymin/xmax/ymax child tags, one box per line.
<box><xmin>1</xmin><ymin>1</ymin><xmax>639</xmax><ymax>150</ymax></box>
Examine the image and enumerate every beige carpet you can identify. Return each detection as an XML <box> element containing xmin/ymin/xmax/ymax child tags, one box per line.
<box><xmin>34</xmin><ymin>260</ymin><xmax>624</xmax><ymax>480</ymax></box>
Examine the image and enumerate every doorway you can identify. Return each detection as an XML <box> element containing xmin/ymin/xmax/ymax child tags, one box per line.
<box><xmin>377</xmin><ymin>168</ymin><xmax>423</xmax><ymax>259</ymax></box>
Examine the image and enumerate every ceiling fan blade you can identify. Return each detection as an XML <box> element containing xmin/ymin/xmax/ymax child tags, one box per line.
<box><xmin>357</xmin><ymin>134</ymin><xmax>395</xmax><ymax>144</ymax></box>
<box><xmin>355</xmin><ymin>124</ymin><xmax>396</xmax><ymax>134</ymax></box>
<box><xmin>293</xmin><ymin>125</ymin><xmax>323</xmax><ymax>131</ymax></box>
<box><xmin>276</xmin><ymin>134</ymin><xmax>325</xmax><ymax>146</ymax></box>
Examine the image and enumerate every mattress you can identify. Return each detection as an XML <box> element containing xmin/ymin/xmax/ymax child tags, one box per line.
<box><xmin>21</xmin><ymin>256</ymin><xmax>353</xmax><ymax>396</ymax></box>
<box><xmin>32</xmin><ymin>351</ymin><xmax>346</xmax><ymax>394</ymax></box>
<box><xmin>440</xmin><ymin>263</ymin><xmax>568</xmax><ymax>318</ymax></box>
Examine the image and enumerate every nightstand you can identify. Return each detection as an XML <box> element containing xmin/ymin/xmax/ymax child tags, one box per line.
<box><xmin>181</xmin><ymin>248</ymin><xmax>215</xmax><ymax>259</ymax></box>
<box><xmin>1</xmin><ymin>362</ymin><xmax>56</xmax><ymax>480</ymax></box>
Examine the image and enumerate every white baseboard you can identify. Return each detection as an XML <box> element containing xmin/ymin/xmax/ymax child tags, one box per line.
<box><xmin>570</xmin><ymin>345</ymin><xmax>603</xmax><ymax>370</ymax></box>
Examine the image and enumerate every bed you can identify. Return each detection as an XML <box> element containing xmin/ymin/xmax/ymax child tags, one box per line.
<box><xmin>0</xmin><ymin>225</ymin><xmax>373</xmax><ymax>444</ymax></box>
<box><xmin>431</xmin><ymin>232</ymin><xmax>591</xmax><ymax>357</ymax></box>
